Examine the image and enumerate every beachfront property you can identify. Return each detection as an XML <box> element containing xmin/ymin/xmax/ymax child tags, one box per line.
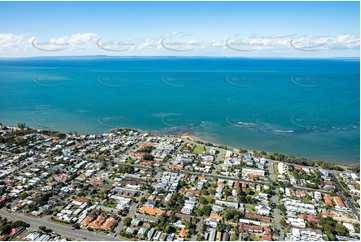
<box><xmin>241</xmin><ymin>168</ymin><xmax>265</xmax><ymax>179</ymax></box>
<box><xmin>0</xmin><ymin>124</ymin><xmax>359</xmax><ymax>241</ymax></box>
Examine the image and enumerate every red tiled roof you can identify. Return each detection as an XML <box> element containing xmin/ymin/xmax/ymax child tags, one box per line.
<box><xmin>88</xmin><ymin>215</ymin><xmax>105</xmax><ymax>229</ymax></box>
<box><xmin>210</xmin><ymin>214</ymin><xmax>223</xmax><ymax>220</ymax></box>
<box><xmin>307</xmin><ymin>215</ymin><xmax>320</xmax><ymax>223</ymax></box>
<box><xmin>81</xmin><ymin>216</ymin><xmax>93</xmax><ymax>226</ymax></box>
<box><xmin>54</xmin><ymin>173</ymin><xmax>71</xmax><ymax>183</ymax></box>
<box><xmin>333</xmin><ymin>196</ymin><xmax>345</xmax><ymax>207</ymax></box>
<box><xmin>75</xmin><ymin>197</ymin><xmax>89</xmax><ymax>203</ymax></box>
<box><xmin>324</xmin><ymin>195</ymin><xmax>333</xmax><ymax>206</ymax></box>
<box><xmin>10</xmin><ymin>227</ymin><xmax>25</xmax><ymax>236</ymax></box>
<box><xmin>100</xmin><ymin>217</ymin><xmax>116</xmax><ymax>230</ymax></box>
<box><xmin>139</xmin><ymin>206</ymin><xmax>166</xmax><ymax>215</ymax></box>
<box><xmin>0</xmin><ymin>235</ymin><xmax>9</xmax><ymax>241</ymax></box>
<box><xmin>180</xmin><ymin>189</ymin><xmax>200</xmax><ymax>196</ymax></box>
<box><xmin>249</xmin><ymin>174</ymin><xmax>258</xmax><ymax>179</ymax></box>
<box><xmin>178</xmin><ymin>228</ymin><xmax>187</xmax><ymax>238</ymax></box>
<box><xmin>263</xmin><ymin>235</ymin><xmax>272</xmax><ymax>241</ymax></box>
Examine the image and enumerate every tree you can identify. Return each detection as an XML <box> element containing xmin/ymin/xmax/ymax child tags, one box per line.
<box><xmin>354</xmin><ymin>223</ymin><xmax>360</xmax><ymax>233</ymax></box>
<box><xmin>203</xmin><ymin>205</ymin><xmax>212</xmax><ymax>217</ymax></box>
<box><xmin>17</xmin><ymin>122</ymin><xmax>26</xmax><ymax>130</ymax></box>
<box><xmin>209</xmin><ymin>188</ymin><xmax>216</xmax><ymax>195</ymax></box>
<box><xmin>206</xmin><ymin>197</ymin><xmax>213</xmax><ymax>204</ymax></box>
<box><xmin>164</xmin><ymin>224</ymin><xmax>175</xmax><ymax>234</ymax></box>
<box><xmin>138</xmin><ymin>146</ymin><xmax>155</xmax><ymax>153</ymax></box>
<box><xmin>1</xmin><ymin>224</ymin><xmax>12</xmax><ymax>234</ymax></box>
<box><xmin>224</xmin><ymin>188</ymin><xmax>232</xmax><ymax>197</ymax></box>
<box><xmin>216</xmin><ymin>222</ymin><xmax>227</xmax><ymax>232</ymax></box>
<box><xmin>278</xmin><ymin>204</ymin><xmax>286</xmax><ymax>214</ymax></box>
<box><xmin>323</xmin><ymin>224</ymin><xmax>335</xmax><ymax>238</ymax></box>
<box><xmin>231</xmin><ymin>234</ymin><xmax>238</xmax><ymax>241</ymax></box>
<box><xmin>335</xmin><ymin>223</ymin><xmax>348</xmax><ymax>236</ymax></box>
<box><xmin>280</xmin><ymin>218</ymin><xmax>287</xmax><ymax>227</ymax></box>
<box><xmin>123</xmin><ymin>217</ymin><xmax>132</xmax><ymax>226</ymax></box>
<box><xmin>195</xmin><ymin>208</ymin><xmax>204</xmax><ymax>216</ymax></box>
<box><xmin>222</xmin><ymin>208</ymin><xmax>240</xmax><ymax>221</ymax></box>
<box><xmin>73</xmin><ymin>223</ymin><xmax>80</xmax><ymax>229</ymax></box>
<box><xmin>199</xmin><ymin>197</ymin><xmax>207</xmax><ymax>205</ymax></box>
<box><xmin>11</xmin><ymin>220</ymin><xmax>30</xmax><ymax>228</ymax></box>
<box><xmin>325</xmin><ymin>231</ymin><xmax>335</xmax><ymax>241</ymax></box>
<box><xmin>185</xmin><ymin>221</ymin><xmax>192</xmax><ymax>230</ymax></box>
<box><xmin>201</xmin><ymin>188</ymin><xmax>209</xmax><ymax>196</ymax></box>
<box><xmin>38</xmin><ymin>226</ymin><xmax>46</xmax><ymax>232</ymax></box>
<box><xmin>143</xmin><ymin>153</ymin><xmax>154</xmax><ymax>161</ymax></box>
<box><xmin>19</xmin><ymin>192</ymin><xmax>29</xmax><ymax>200</ymax></box>
<box><xmin>245</xmin><ymin>188</ymin><xmax>254</xmax><ymax>195</ymax></box>
<box><xmin>264</xmin><ymin>189</ymin><xmax>272</xmax><ymax>195</ymax></box>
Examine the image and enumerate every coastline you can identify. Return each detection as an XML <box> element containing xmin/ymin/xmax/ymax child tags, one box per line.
<box><xmin>177</xmin><ymin>132</ymin><xmax>360</xmax><ymax>169</ymax></box>
<box><xmin>2</xmin><ymin>122</ymin><xmax>358</xmax><ymax>169</ymax></box>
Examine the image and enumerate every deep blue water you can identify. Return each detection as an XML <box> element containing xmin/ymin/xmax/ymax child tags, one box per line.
<box><xmin>0</xmin><ymin>57</ymin><xmax>359</xmax><ymax>163</ymax></box>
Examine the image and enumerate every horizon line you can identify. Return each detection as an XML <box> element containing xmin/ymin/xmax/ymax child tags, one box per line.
<box><xmin>0</xmin><ymin>55</ymin><xmax>360</xmax><ymax>60</ymax></box>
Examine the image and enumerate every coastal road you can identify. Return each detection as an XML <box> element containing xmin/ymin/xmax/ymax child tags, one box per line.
<box><xmin>0</xmin><ymin>209</ymin><xmax>122</xmax><ymax>241</ymax></box>
<box><xmin>329</xmin><ymin>172</ymin><xmax>360</xmax><ymax>219</ymax></box>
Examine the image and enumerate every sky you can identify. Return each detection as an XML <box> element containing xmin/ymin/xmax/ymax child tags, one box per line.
<box><xmin>0</xmin><ymin>1</ymin><xmax>359</xmax><ymax>58</ymax></box>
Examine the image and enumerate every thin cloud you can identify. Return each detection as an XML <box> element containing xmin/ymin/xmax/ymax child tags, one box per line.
<box><xmin>0</xmin><ymin>32</ymin><xmax>359</xmax><ymax>56</ymax></box>
<box><xmin>0</xmin><ymin>33</ymin><xmax>25</xmax><ymax>49</ymax></box>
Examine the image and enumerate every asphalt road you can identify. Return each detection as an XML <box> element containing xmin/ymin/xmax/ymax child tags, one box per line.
<box><xmin>0</xmin><ymin>209</ymin><xmax>122</xmax><ymax>241</ymax></box>
<box><xmin>119</xmin><ymin>163</ymin><xmax>334</xmax><ymax>195</ymax></box>
<box><xmin>272</xmin><ymin>194</ymin><xmax>284</xmax><ymax>241</ymax></box>
<box><xmin>268</xmin><ymin>160</ymin><xmax>284</xmax><ymax>241</ymax></box>
<box><xmin>329</xmin><ymin>172</ymin><xmax>360</xmax><ymax>219</ymax></box>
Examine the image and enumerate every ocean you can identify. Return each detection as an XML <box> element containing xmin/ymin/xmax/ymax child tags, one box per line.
<box><xmin>0</xmin><ymin>57</ymin><xmax>359</xmax><ymax>163</ymax></box>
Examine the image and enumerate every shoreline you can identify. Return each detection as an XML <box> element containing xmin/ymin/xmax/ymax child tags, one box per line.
<box><xmin>178</xmin><ymin>132</ymin><xmax>360</xmax><ymax>168</ymax></box>
<box><xmin>1</xmin><ymin>122</ymin><xmax>358</xmax><ymax>169</ymax></box>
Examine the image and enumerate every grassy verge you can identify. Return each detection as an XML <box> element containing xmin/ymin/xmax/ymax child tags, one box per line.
<box><xmin>245</xmin><ymin>204</ymin><xmax>257</xmax><ymax>215</ymax></box>
<box><xmin>193</xmin><ymin>146</ymin><xmax>205</xmax><ymax>154</ymax></box>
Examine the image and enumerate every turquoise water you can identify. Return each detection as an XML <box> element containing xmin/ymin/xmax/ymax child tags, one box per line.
<box><xmin>0</xmin><ymin>57</ymin><xmax>359</xmax><ymax>163</ymax></box>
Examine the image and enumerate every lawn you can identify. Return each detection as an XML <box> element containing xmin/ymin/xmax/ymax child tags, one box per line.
<box><xmin>274</xmin><ymin>162</ymin><xmax>278</xmax><ymax>175</ymax></box>
<box><xmin>245</xmin><ymin>204</ymin><xmax>257</xmax><ymax>215</ymax></box>
<box><xmin>249</xmin><ymin>235</ymin><xmax>262</xmax><ymax>241</ymax></box>
<box><xmin>192</xmin><ymin>146</ymin><xmax>205</xmax><ymax>154</ymax></box>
